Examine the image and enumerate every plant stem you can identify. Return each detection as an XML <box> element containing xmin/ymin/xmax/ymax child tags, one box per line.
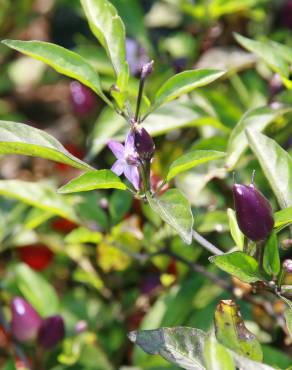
<box><xmin>192</xmin><ymin>230</ymin><xmax>223</xmax><ymax>255</ymax></box>
<box><xmin>135</xmin><ymin>78</ymin><xmax>145</xmax><ymax>122</ymax></box>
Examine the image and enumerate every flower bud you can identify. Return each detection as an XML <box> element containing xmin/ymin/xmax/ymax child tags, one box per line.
<box><xmin>141</xmin><ymin>60</ymin><xmax>154</xmax><ymax>80</ymax></box>
<box><xmin>133</xmin><ymin>126</ymin><xmax>155</xmax><ymax>160</ymax></box>
<box><xmin>232</xmin><ymin>183</ymin><xmax>274</xmax><ymax>241</ymax></box>
<box><xmin>38</xmin><ymin>315</ymin><xmax>65</xmax><ymax>349</ymax></box>
<box><xmin>283</xmin><ymin>259</ymin><xmax>292</xmax><ymax>273</ymax></box>
<box><xmin>11</xmin><ymin>297</ymin><xmax>42</xmax><ymax>342</ymax></box>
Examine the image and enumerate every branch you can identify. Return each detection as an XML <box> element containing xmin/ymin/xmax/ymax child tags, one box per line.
<box><xmin>192</xmin><ymin>230</ymin><xmax>224</xmax><ymax>255</ymax></box>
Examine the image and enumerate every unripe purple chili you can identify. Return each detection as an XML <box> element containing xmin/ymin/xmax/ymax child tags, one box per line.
<box><xmin>11</xmin><ymin>297</ymin><xmax>42</xmax><ymax>342</ymax></box>
<box><xmin>133</xmin><ymin>126</ymin><xmax>155</xmax><ymax>161</ymax></box>
<box><xmin>38</xmin><ymin>315</ymin><xmax>65</xmax><ymax>349</ymax></box>
<box><xmin>232</xmin><ymin>183</ymin><xmax>274</xmax><ymax>241</ymax></box>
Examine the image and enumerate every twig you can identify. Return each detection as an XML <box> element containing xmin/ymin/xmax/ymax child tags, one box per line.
<box><xmin>192</xmin><ymin>230</ymin><xmax>223</xmax><ymax>255</ymax></box>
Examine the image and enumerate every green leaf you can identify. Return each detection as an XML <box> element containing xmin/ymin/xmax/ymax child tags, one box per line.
<box><xmin>274</xmin><ymin>206</ymin><xmax>292</xmax><ymax>230</ymax></box>
<box><xmin>0</xmin><ymin>180</ymin><xmax>79</xmax><ymax>222</ymax></box>
<box><xmin>234</xmin><ymin>33</ymin><xmax>289</xmax><ymax>78</ymax></box>
<box><xmin>214</xmin><ymin>300</ymin><xmax>263</xmax><ymax>362</ymax></box>
<box><xmin>231</xmin><ymin>352</ymin><xmax>275</xmax><ymax>370</ymax></box>
<box><xmin>167</xmin><ymin>150</ymin><xmax>225</xmax><ymax>182</ymax></box>
<box><xmin>263</xmin><ymin>232</ymin><xmax>280</xmax><ymax>276</ymax></box>
<box><xmin>209</xmin><ymin>251</ymin><xmax>261</xmax><ymax>283</ymax></box>
<box><xmin>15</xmin><ymin>263</ymin><xmax>59</xmax><ymax>317</ymax></box>
<box><xmin>225</xmin><ymin>106</ymin><xmax>291</xmax><ymax>170</ymax></box>
<box><xmin>109</xmin><ymin>189</ymin><xmax>132</xmax><ymax>225</ymax></box>
<box><xmin>284</xmin><ymin>309</ymin><xmax>292</xmax><ymax>339</ymax></box>
<box><xmin>246</xmin><ymin>130</ymin><xmax>292</xmax><ymax>209</ymax></box>
<box><xmin>58</xmin><ymin>170</ymin><xmax>126</xmax><ymax>194</ymax></box>
<box><xmin>128</xmin><ymin>327</ymin><xmax>207</xmax><ymax>370</ymax></box>
<box><xmin>81</xmin><ymin>0</ymin><xmax>126</xmax><ymax>75</ymax></box>
<box><xmin>65</xmin><ymin>226</ymin><xmax>102</xmax><ymax>244</ymax></box>
<box><xmin>1</xmin><ymin>39</ymin><xmax>109</xmax><ymax>104</ymax></box>
<box><xmin>0</xmin><ymin>120</ymin><xmax>93</xmax><ymax>171</ymax></box>
<box><xmin>227</xmin><ymin>208</ymin><xmax>244</xmax><ymax>250</ymax></box>
<box><xmin>147</xmin><ymin>189</ymin><xmax>194</xmax><ymax>244</ymax></box>
<box><xmin>153</xmin><ymin>69</ymin><xmax>225</xmax><ymax>110</ymax></box>
<box><xmin>204</xmin><ymin>333</ymin><xmax>235</xmax><ymax>370</ymax></box>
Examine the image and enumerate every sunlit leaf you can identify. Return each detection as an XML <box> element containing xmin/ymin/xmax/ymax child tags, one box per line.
<box><xmin>1</xmin><ymin>39</ymin><xmax>110</xmax><ymax>104</ymax></box>
<box><xmin>58</xmin><ymin>170</ymin><xmax>127</xmax><ymax>194</ymax></box>
<box><xmin>147</xmin><ymin>189</ymin><xmax>194</xmax><ymax>244</ymax></box>
<box><xmin>246</xmin><ymin>130</ymin><xmax>292</xmax><ymax>209</ymax></box>
<box><xmin>209</xmin><ymin>251</ymin><xmax>261</xmax><ymax>283</ymax></box>
<box><xmin>274</xmin><ymin>206</ymin><xmax>292</xmax><ymax>230</ymax></box>
<box><xmin>214</xmin><ymin>300</ymin><xmax>263</xmax><ymax>361</ymax></box>
<box><xmin>81</xmin><ymin>0</ymin><xmax>126</xmax><ymax>75</ymax></box>
<box><xmin>153</xmin><ymin>69</ymin><xmax>225</xmax><ymax>110</ymax></box>
<box><xmin>167</xmin><ymin>150</ymin><xmax>225</xmax><ymax>181</ymax></box>
<box><xmin>227</xmin><ymin>208</ymin><xmax>244</xmax><ymax>250</ymax></box>
<box><xmin>204</xmin><ymin>333</ymin><xmax>235</xmax><ymax>370</ymax></box>
<box><xmin>0</xmin><ymin>121</ymin><xmax>93</xmax><ymax>171</ymax></box>
<box><xmin>225</xmin><ymin>106</ymin><xmax>291</xmax><ymax>170</ymax></box>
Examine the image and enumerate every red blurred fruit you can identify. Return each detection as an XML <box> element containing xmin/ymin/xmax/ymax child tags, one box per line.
<box><xmin>52</xmin><ymin>218</ymin><xmax>77</xmax><ymax>233</ymax></box>
<box><xmin>70</xmin><ymin>81</ymin><xmax>96</xmax><ymax>117</ymax></box>
<box><xmin>17</xmin><ymin>245</ymin><xmax>53</xmax><ymax>271</ymax></box>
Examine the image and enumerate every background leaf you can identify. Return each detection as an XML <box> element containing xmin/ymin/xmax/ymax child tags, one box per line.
<box><xmin>81</xmin><ymin>0</ymin><xmax>126</xmax><ymax>75</ymax></box>
<box><xmin>58</xmin><ymin>170</ymin><xmax>126</xmax><ymax>194</ymax></box>
<box><xmin>147</xmin><ymin>189</ymin><xmax>194</xmax><ymax>244</ymax></box>
<box><xmin>0</xmin><ymin>121</ymin><xmax>93</xmax><ymax>171</ymax></box>
<box><xmin>227</xmin><ymin>208</ymin><xmax>244</xmax><ymax>250</ymax></box>
<box><xmin>14</xmin><ymin>263</ymin><xmax>59</xmax><ymax>317</ymax></box>
<box><xmin>167</xmin><ymin>150</ymin><xmax>225</xmax><ymax>181</ymax></box>
<box><xmin>2</xmin><ymin>39</ymin><xmax>109</xmax><ymax>103</ymax></box>
<box><xmin>209</xmin><ymin>251</ymin><xmax>261</xmax><ymax>283</ymax></box>
<box><xmin>246</xmin><ymin>130</ymin><xmax>292</xmax><ymax>208</ymax></box>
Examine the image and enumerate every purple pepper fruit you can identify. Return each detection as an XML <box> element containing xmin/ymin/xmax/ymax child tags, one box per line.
<box><xmin>232</xmin><ymin>183</ymin><xmax>274</xmax><ymax>241</ymax></box>
<box><xmin>38</xmin><ymin>315</ymin><xmax>65</xmax><ymax>349</ymax></box>
<box><xmin>133</xmin><ymin>126</ymin><xmax>155</xmax><ymax>161</ymax></box>
<box><xmin>11</xmin><ymin>297</ymin><xmax>42</xmax><ymax>342</ymax></box>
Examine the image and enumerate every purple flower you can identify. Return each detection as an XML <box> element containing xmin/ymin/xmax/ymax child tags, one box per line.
<box><xmin>108</xmin><ymin>131</ymin><xmax>140</xmax><ymax>190</ymax></box>
<box><xmin>283</xmin><ymin>259</ymin><xmax>292</xmax><ymax>273</ymax></box>
<box><xmin>11</xmin><ymin>297</ymin><xmax>42</xmax><ymax>342</ymax></box>
<box><xmin>126</xmin><ymin>38</ymin><xmax>149</xmax><ymax>76</ymax></box>
<box><xmin>38</xmin><ymin>315</ymin><xmax>65</xmax><ymax>349</ymax></box>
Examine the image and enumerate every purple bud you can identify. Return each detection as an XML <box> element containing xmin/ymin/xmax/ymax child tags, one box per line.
<box><xmin>75</xmin><ymin>320</ymin><xmax>87</xmax><ymax>334</ymax></box>
<box><xmin>283</xmin><ymin>259</ymin><xmax>292</xmax><ymax>273</ymax></box>
<box><xmin>38</xmin><ymin>315</ymin><xmax>65</xmax><ymax>349</ymax></box>
<box><xmin>232</xmin><ymin>183</ymin><xmax>274</xmax><ymax>241</ymax></box>
<box><xmin>11</xmin><ymin>297</ymin><xmax>42</xmax><ymax>342</ymax></box>
<box><xmin>133</xmin><ymin>126</ymin><xmax>155</xmax><ymax>160</ymax></box>
<box><xmin>141</xmin><ymin>61</ymin><xmax>154</xmax><ymax>80</ymax></box>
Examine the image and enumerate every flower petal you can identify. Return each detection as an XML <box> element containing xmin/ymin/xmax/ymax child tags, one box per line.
<box><xmin>124</xmin><ymin>164</ymin><xmax>140</xmax><ymax>190</ymax></box>
<box><xmin>111</xmin><ymin>159</ymin><xmax>125</xmax><ymax>176</ymax></box>
<box><xmin>125</xmin><ymin>130</ymin><xmax>136</xmax><ymax>156</ymax></box>
<box><xmin>108</xmin><ymin>140</ymin><xmax>125</xmax><ymax>159</ymax></box>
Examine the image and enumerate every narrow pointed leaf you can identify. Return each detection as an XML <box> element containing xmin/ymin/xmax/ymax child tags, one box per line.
<box><xmin>0</xmin><ymin>180</ymin><xmax>78</xmax><ymax>222</ymax></box>
<box><xmin>263</xmin><ymin>232</ymin><xmax>280</xmax><ymax>276</ymax></box>
<box><xmin>226</xmin><ymin>106</ymin><xmax>291</xmax><ymax>170</ymax></box>
<box><xmin>246</xmin><ymin>130</ymin><xmax>292</xmax><ymax>209</ymax></box>
<box><xmin>147</xmin><ymin>189</ymin><xmax>193</xmax><ymax>244</ymax></box>
<box><xmin>58</xmin><ymin>170</ymin><xmax>126</xmax><ymax>193</ymax></box>
<box><xmin>154</xmin><ymin>69</ymin><xmax>225</xmax><ymax>110</ymax></box>
<box><xmin>15</xmin><ymin>263</ymin><xmax>59</xmax><ymax>317</ymax></box>
<box><xmin>0</xmin><ymin>121</ymin><xmax>93</xmax><ymax>171</ymax></box>
<box><xmin>167</xmin><ymin>150</ymin><xmax>225</xmax><ymax>181</ymax></box>
<box><xmin>209</xmin><ymin>251</ymin><xmax>261</xmax><ymax>283</ymax></box>
<box><xmin>81</xmin><ymin>0</ymin><xmax>126</xmax><ymax>75</ymax></box>
<box><xmin>1</xmin><ymin>39</ymin><xmax>109</xmax><ymax>103</ymax></box>
<box><xmin>128</xmin><ymin>327</ymin><xmax>206</xmax><ymax>370</ymax></box>
<box><xmin>214</xmin><ymin>300</ymin><xmax>263</xmax><ymax>361</ymax></box>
